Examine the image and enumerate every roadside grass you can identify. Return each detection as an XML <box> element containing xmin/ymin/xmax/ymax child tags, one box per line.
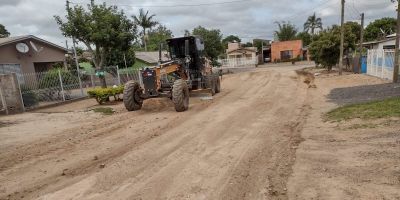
<box><xmin>326</xmin><ymin>97</ymin><xmax>400</xmax><ymax>121</ymax></box>
<box><xmin>92</xmin><ymin>107</ymin><xmax>114</xmax><ymax>115</ymax></box>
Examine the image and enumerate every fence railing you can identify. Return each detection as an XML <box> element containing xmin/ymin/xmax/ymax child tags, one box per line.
<box><xmin>367</xmin><ymin>49</ymin><xmax>395</xmax><ymax>80</ymax></box>
<box><xmin>218</xmin><ymin>57</ymin><xmax>258</xmax><ymax>69</ymax></box>
<box><xmin>14</xmin><ymin>66</ymin><xmax>140</xmax><ymax>110</ymax></box>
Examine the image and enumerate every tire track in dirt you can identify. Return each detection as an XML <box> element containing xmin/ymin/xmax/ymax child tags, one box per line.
<box><xmin>215</xmin><ymin>72</ymin><xmax>312</xmax><ymax>200</ymax></box>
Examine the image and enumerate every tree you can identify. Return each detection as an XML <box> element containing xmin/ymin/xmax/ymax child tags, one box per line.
<box><xmin>309</xmin><ymin>31</ymin><xmax>340</xmax><ymax>70</ymax></box>
<box><xmin>146</xmin><ymin>25</ymin><xmax>173</xmax><ymax>51</ymax></box>
<box><xmin>0</xmin><ymin>24</ymin><xmax>10</xmax><ymax>38</ymax></box>
<box><xmin>364</xmin><ymin>17</ymin><xmax>397</xmax><ymax>41</ymax></box>
<box><xmin>222</xmin><ymin>35</ymin><xmax>241</xmax><ymax>49</ymax></box>
<box><xmin>304</xmin><ymin>13</ymin><xmax>323</xmax><ymax>34</ymax></box>
<box><xmin>309</xmin><ymin>22</ymin><xmax>361</xmax><ymax>70</ymax></box>
<box><xmin>133</xmin><ymin>8</ymin><xmax>158</xmax><ymax>51</ymax></box>
<box><xmin>55</xmin><ymin>0</ymin><xmax>136</xmax><ymax>87</ymax></box>
<box><xmin>242</xmin><ymin>42</ymin><xmax>253</xmax><ymax>47</ymax></box>
<box><xmin>106</xmin><ymin>46</ymin><xmax>135</xmax><ymax>68</ymax></box>
<box><xmin>184</xmin><ymin>29</ymin><xmax>191</xmax><ymax>37</ymax></box>
<box><xmin>192</xmin><ymin>26</ymin><xmax>223</xmax><ymax>60</ymax></box>
<box><xmin>253</xmin><ymin>39</ymin><xmax>268</xmax><ymax>52</ymax></box>
<box><xmin>296</xmin><ymin>32</ymin><xmax>312</xmax><ymax>46</ymax></box>
<box><xmin>274</xmin><ymin>21</ymin><xmax>297</xmax><ymax>41</ymax></box>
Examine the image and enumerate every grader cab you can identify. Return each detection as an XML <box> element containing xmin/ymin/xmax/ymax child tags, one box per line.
<box><xmin>123</xmin><ymin>36</ymin><xmax>221</xmax><ymax>112</ymax></box>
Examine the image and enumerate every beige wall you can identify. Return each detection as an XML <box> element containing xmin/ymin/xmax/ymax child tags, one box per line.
<box><xmin>0</xmin><ymin>39</ymin><xmax>67</xmax><ymax>74</ymax></box>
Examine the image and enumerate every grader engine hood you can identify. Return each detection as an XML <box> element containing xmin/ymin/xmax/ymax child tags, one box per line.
<box><xmin>141</xmin><ymin>68</ymin><xmax>158</xmax><ymax>97</ymax></box>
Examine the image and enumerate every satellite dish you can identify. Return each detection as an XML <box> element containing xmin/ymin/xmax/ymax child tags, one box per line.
<box><xmin>16</xmin><ymin>43</ymin><xmax>29</xmax><ymax>53</ymax></box>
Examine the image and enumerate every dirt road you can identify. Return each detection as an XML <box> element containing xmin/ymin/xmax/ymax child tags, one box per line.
<box><xmin>1</xmin><ymin>65</ymin><xmax>399</xmax><ymax>200</ymax></box>
<box><xmin>0</xmin><ymin>66</ymin><xmax>311</xmax><ymax>200</ymax></box>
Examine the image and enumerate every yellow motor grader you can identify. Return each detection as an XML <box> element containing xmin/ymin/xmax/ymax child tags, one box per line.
<box><xmin>123</xmin><ymin>36</ymin><xmax>221</xmax><ymax>112</ymax></box>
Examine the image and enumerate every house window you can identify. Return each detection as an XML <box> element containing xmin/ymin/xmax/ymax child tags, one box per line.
<box><xmin>0</xmin><ymin>64</ymin><xmax>24</xmax><ymax>84</ymax></box>
<box><xmin>383</xmin><ymin>45</ymin><xmax>395</xmax><ymax>50</ymax></box>
<box><xmin>280</xmin><ymin>50</ymin><xmax>293</xmax><ymax>60</ymax></box>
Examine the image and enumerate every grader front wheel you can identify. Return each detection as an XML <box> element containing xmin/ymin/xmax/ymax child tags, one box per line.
<box><xmin>123</xmin><ymin>81</ymin><xmax>143</xmax><ymax>111</ymax></box>
<box><xmin>172</xmin><ymin>79</ymin><xmax>189</xmax><ymax>112</ymax></box>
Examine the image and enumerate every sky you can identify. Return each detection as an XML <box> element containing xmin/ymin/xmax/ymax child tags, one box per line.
<box><xmin>0</xmin><ymin>0</ymin><xmax>396</xmax><ymax>48</ymax></box>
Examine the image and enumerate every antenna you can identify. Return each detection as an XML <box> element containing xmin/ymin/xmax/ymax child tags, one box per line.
<box><xmin>30</xmin><ymin>41</ymin><xmax>44</xmax><ymax>52</ymax></box>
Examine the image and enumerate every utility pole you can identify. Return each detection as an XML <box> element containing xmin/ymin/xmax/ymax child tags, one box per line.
<box><xmin>393</xmin><ymin>0</ymin><xmax>400</xmax><ymax>83</ymax></box>
<box><xmin>338</xmin><ymin>0</ymin><xmax>345</xmax><ymax>75</ymax></box>
<box><xmin>359</xmin><ymin>13</ymin><xmax>364</xmax><ymax>73</ymax></box>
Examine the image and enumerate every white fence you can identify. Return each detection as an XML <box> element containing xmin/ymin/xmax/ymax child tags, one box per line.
<box><xmin>218</xmin><ymin>57</ymin><xmax>258</xmax><ymax>69</ymax></box>
<box><xmin>367</xmin><ymin>49</ymin><xmax>395</xmax><ymax>80</ymax></box>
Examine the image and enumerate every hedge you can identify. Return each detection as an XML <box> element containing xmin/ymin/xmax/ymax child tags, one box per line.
<box><xmin>87</xmin><ymin>85</ymin><xmax>124</xmax><ymax>104</ymax></box>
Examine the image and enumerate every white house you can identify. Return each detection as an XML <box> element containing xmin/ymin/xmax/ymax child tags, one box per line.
<box><xmin>363</xmin><ymin>34</ymin><xmax>395</xmax><ymax>50</ymax></box>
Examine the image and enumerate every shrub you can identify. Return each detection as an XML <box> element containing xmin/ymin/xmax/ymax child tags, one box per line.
<box><xmin>87</xmin><ymin>85</ymin><xmax>124</xmax><ymax>104</ymax></box>
<box><xmin>39</xmin><ymin>69</ymin><xmax>78</xmax><ymax>90</ymax></box>
<box><xmin>20</xmin><ymin>85</ymin><xmax>39</xmax><ymax>107</ymax></box>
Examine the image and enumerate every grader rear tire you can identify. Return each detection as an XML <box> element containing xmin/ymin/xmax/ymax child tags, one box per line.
<box><xmin>123</xmin><ymin>81</ymin><xmax>143</xmax><ymax>111</ymax></box>
<box><xmin>172</xmin><ymin>79</ymin><xmax>189</xmax><ymax>112</ymax></box>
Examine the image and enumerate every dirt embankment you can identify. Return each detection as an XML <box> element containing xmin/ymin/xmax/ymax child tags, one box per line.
<box><xmin>289</xmin><ymin>72</ymin><xmax>400</xmax><ymax>199</ymax></box>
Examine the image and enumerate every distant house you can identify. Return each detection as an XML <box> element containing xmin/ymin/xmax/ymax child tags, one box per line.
<box><xmin>226</xmin><ymin>42</ymin><xmax>257</xmax><ymax>60</ymax></box>
<box><xmin>0</xmin><ymin>35</ymin><xmax>68</xmax><ymax>76</ymax></box>
<box><xmin>363</xmin><ymin>34</ymin><xmax>396</xmax><ymax>50</ymax></box>
<box><xmin>271</xmin><ymin>40</ymin><xmax>304</xmax><ymax>62</ymax></box>
<box><xmin>135</xmin><ymin>51</ymin><xmax>169</xmax><ymax>68</ymax></box>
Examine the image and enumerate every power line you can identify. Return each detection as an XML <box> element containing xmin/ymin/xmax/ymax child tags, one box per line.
<box><xmin>69</xmin><ymin>0</ymin><xmax>253</xmax><ymax>8</ymax></box>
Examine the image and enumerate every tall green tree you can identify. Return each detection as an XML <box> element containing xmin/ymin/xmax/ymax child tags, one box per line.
<box><xmin>147</xmin><ymin>25</ymin><xmax>173</xmax><ymax>51</ymax></box>
<box><xmin>222</xmin><ymin>35</ymin><xmax>241</xmax><ymax>49</ymax></box>
<box><xmin>364</xmin><ymin>17</ymin><xmax>397</xmax><ymax>41</ymax></box>
<box><xmin>55</xmin><ymin>0</ymin><xmax>136</xmax><ymax>87</ymax></box>
<box><xmin>309</xmin><ymin>22</ymin><xmax>360</xmax><ymax>70</ymax></box>
<box><xmin>304</xmin><ymin>13</ymin><xmax>323</xmax><ymax>34</ymax></box>
<box><xmin>274</xmin><ymin>21</ymin><xmax>298</xmax><ymax>41</ymax></box>
<box><xmin>106</xmin><ymin>46</ymin><xmax>135</xmax><ymax>68</ymax></box>
<box><xmin>192</xmin><ymin>26</ymin><xmax>223</xmax><ymax>61</ymax></box>
<box><xmin>0</xmin><ymin>24</ymin><xmax>10</xmax><ymax>38</ymax></box>
<box><xmin>133</xmin><ymin>8</ymin><xmax>158</xmax><ymax>51</ymax></box>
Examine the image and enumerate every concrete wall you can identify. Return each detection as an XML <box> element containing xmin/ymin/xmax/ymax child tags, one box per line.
<box><xmin>0</xmin><ymin>39</ymin><xmax>67</xmax><ymax>74</ymax></box>
<box><xmin>271</xmin><ymin>40</ymin><xmax>303</xmax><ymax>62</ymax></box>
<box><xmin>0</xmin><ymin>73</ymin><xmax>24</xmax><ymax>114</ymax></box>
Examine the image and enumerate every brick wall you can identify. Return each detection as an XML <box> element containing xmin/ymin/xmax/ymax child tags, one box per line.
<box><xmin>271</xmin><ymin>40</ymin><xmax>303</xmax><ymax>62</ymax></box>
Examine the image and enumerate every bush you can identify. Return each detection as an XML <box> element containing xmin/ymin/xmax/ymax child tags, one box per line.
<box><xmin>39</xmin><ymin>69</ymin><xmax>78</xmax><ymax>90</ymax></box>
<box><xmin>20</xmin><ymin>85</ymin><xmax>39</xmax><ymax>107</ymax></box>
<box><xmin>87</xmin><ymin>85</ymin><xmax>124</xmax><ymax>104</ymax></box>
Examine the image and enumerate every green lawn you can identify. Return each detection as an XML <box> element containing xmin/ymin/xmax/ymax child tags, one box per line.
<box><xmin>326</xmin><ymin>97</ymin><xmax>400</xmax><ymax>121</ymax></box>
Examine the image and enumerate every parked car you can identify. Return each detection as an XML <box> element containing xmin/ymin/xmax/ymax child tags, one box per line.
<box><xmin>264</xmin><ymin>57</ymin><xmax>271</xmax><ymax>63</ymax></box>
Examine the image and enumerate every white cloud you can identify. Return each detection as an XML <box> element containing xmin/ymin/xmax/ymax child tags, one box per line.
<box><xmin>0</xmin><ymin>0</ymin><xmax>396</xmax><ymax>45</ymax></box>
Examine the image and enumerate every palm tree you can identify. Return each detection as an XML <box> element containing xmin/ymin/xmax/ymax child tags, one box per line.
<box><xmin>133</xmin><ymin>9</ymin><xmax>158</xmax><ymax>51</ymax></box>
<box><xmin>304</xmin><ymin>13</ymin><xmax>323</xmax><ymax>34</ymax></box>
<box><xmin>274</xmin><ymin>21</ymin><xmax>297</xmax><ymax>41</ymax></box>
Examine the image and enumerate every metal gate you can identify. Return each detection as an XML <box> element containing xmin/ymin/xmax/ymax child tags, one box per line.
<box><xmin>366</xmin><ymin>49</ymin><xmax>395</xmax><ymax>80</ymax></box>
